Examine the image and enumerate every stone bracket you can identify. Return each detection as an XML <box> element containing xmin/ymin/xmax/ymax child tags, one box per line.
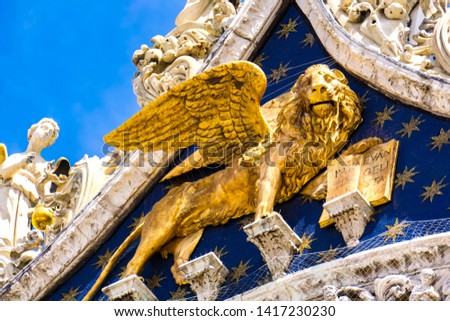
<box><xmin>102</xmin><ymin>274</ymin><xmax>158</xmax><ymax>301</ymax></box>
<box><xmin>179</xmin><ymin>252</ymin><xmax>228</xmax><ymax>301</ymax></box>
<box><xmin>244</xmin><ymin>212</ymin><xmax>302</xmax><ymax>279</ymax></box>
<box><xmin>323</xmin><ymin>190</ymin><xmax>375</xmax><ymax>247</ymax></box>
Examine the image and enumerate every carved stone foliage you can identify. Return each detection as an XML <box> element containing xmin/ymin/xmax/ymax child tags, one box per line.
<box><xmin>132</xmin><ymin>0</ymin><xmax>239</xmax><ymax>107</ymax></box>
<box><xmin>244</xmin><ymin>213</ymin><xmax>302</xmax><ymax>280</ymax></box>
<box><xmin>327</xmin><ymin>0</ymin><xmax>450</xmax><ymax>76</ymax></box>
<box><xmin>179</xmin><ymin>252</ymin><xmax>229</xmax><ymax>301</ymax></box>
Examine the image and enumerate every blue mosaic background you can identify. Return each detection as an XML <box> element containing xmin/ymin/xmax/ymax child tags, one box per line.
<box><xmin>47</xmin><ymin>4</ymin><xmax>450</xmax><ymax>301</ymax></box>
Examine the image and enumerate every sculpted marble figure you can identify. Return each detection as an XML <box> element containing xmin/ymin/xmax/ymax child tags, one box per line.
<box><xmin>409</xmin><ymin>268</ymin><xmax>441</xmax><ymax>301</ymax></box>
<box><xmin>0</xmin><ymin>118</ymin><xmax>121</xmax><ymax>286</ymax></box>
<box><xmin>132</xmin><ymin>0</ymin><xmax>239</xmax><ymax>106</ymax></box>
<box><xmin>84</xmin><ymin>61</ymin><xmax>371</xmax><ymax>300</ymax></box>
<box><xmin>0</xmin><ymin>118</ymin><xmax>62</xmax><ymax>283</ymax></box>
<box><xmin>175</xmin><ymin>0</ymin><xmax>239</xmax><ymax>28</ymax></box>
<box><xmin>332</xmin><ymin>0</ymin><xmax>450</xmax><ymax>73</ymax></box>
<box><xmin>0</xmin><ymin>119</ymin><xmax>60</xmax><ymax>247</ymax></box>
<box><xmin>374</xmin><ymin>274</ymin><xmax>414</xmax><ymax>301</ymax></box>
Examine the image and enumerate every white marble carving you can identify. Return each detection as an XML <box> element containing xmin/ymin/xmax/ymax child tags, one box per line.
<box><xmin>3</xmin><ymin>0</ymin><xmax>449</xmax><ymax>303</ymax></box>
<box><xmin>323</xmin><ymin>190</ymin><xmax>375</xmax><ymax>247</ymax></box>
<box><xmin>43</xmin><ymin>154</ymin><xmax>118</xmax><ymax>244</ymax></box>
<box><xmin>328</xmin><ymin>0</ymin><xmax>449</xmax><ymax>75</ymax></box>
<box><xmin>374</xmin><ymin>274</ymin><xmax>413</xmax><ymax>301</ymax></box>
<box><xmin>244</xmin><ymin>213</ymin><xmax>302</xmax><ymax>280</ymax></box>
<box><xmin>0</xmin><ymin>230</ymin><xmax>44</xmax><ymax>286</ymax></box>
<box><xmin>132</xmin><ymin>0</ymin><xmax>239</xmax><ymax>106</ymax></box>
<box><xmin>0</xmin><ymin>118</ymin><xmax>63</xmax><ymax>287</ymax></box>
<box><xmin>298</xmin><ymin>0</ymin><xmax>450</xmax><ymax>116</ymax></box>
<box><xmin>102</xmin><ymin>274</ymin><xmax>158</xmax><ymax>301</ymax></box>
<box><xmin>0</xmin><ymin>119</ymin><xmax>120</xmax><ymax>287</ymax></box>
<box><xmin>176</xmin><ymin>0</ymin><xmax>238</xmax><ymax>29</ymax></box>
<box><xmin>229</xmin><ymin>231</ymin><xmax>450</xmax><ymax>301</ymax></box>
<box><xmin>433</xmin><ymin>10</ymin><xmax>450</xmax><ymax>74</ymax></box>
<box><xmin>442</xmin><ymin>279</ymin><xmax>450</xmax><ymax>300</ymax></box>
<box><xmin>322</xmin><ymin>284</ymin><xmax>375</xmax><ymax>301</ymax></box>
<box><xmin>179</xmin><ymin>252</ymin><xmax>228</xmax><ymax>301</ymax></box>
<box><xmin>0</xmin><ymin>0</ymin><xmax>282</xmax><ymax>301</ymax></box>
<box><xmin>409</xmin><ymin>268</ymin><xmax>441</xmax><ymax>300</ymax></box>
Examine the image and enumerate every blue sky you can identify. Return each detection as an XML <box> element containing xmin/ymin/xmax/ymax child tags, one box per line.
<box><xmin>0</xmin><ymin>0</ymin><xmax>186</xmax><ymax>165</ymax></box>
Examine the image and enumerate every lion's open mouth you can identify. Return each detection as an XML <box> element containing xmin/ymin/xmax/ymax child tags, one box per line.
<box><xmin>310</xmin><ymin>100</ymin><xmax>334</xmax><ymax>107</ymax></box>
<box><xmin>309</xmin><ymin>100</ymin><xmax>335</xmax><ymax>118</ymax></box>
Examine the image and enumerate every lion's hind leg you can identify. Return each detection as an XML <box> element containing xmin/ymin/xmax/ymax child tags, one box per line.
<box><xmin>160</xmin><ymin>228</ymin><xmax>204</xmax><ymax>284</ymax></box>
<box><xmin>121</xmin><ymin>196</ymin><xmax>182</xmax><ymax>279</ymax></box>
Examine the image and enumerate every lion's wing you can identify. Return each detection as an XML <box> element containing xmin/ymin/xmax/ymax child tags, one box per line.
<box><xmin>0</xmin><ymin>143</ymin><xmax>7</xmax><ymax>167</ymax></box>
<box><xmin>104</xmin><ymin>61</ymin><xmax>271</xmax><ymax>177</ymax></box>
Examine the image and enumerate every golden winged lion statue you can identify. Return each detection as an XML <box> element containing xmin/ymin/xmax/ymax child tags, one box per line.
<box><xmin>84</xmin><ymin>61</ymin><xmax>369</xmax><ymax>300</ymax></box>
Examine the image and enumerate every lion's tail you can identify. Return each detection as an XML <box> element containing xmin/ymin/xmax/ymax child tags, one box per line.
<box><xmin>82</xmin><ymin>222</ymin><xmax>144</xmax><ymax>301</ymax></box>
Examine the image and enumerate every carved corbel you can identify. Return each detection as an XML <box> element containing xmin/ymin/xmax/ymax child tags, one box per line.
<box><xmin>244</xmin><ymin>213</ymin><xmax>302</xmax><ymax>279</ymax></box>
<box><xmin>102</xmin><ymin>275</ymin><xmax>158</xmax><ymax>301</ymax></box>
<box><xmin>178</xmin><ymin>252</ymin><xmax>228</xmax><ymax>301</ymax></box>
<box><xmin>324</xmin><ymin>190</ymin><xmax>374</xmax><ymax>248</ymax></box>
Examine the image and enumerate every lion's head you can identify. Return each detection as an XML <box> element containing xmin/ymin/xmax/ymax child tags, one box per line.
<box><xmin>275</xmin><ymin>64</ymin><xmax>362</xmax><ymax>142</ymax></box>
<box><xmin>273</xmin><ymin>64</ymin><xmax>363</xmax><ymax>201</ymax></box>
<box><xmin>296</xmin><ymin>64</ymin><xmax>362</xmax><ymax>130</ymax></box>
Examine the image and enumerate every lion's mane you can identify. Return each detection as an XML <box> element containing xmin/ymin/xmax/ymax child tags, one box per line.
<box><xmin>272</xmin><ymin>67</ymin><xmax>363</xmax><ymax>202</ymax></box>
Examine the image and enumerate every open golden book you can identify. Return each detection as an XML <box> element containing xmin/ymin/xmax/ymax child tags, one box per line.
<box><xmin>319</xmin><ymin>139</ymin><xmax>399</xmax><ymax>227</ymax></box>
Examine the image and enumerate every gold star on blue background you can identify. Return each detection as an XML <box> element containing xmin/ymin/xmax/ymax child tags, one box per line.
<box><xmin>276</xmin><ymin>18</ymin><xmax>300</xmax><ymax>39</ymax></box>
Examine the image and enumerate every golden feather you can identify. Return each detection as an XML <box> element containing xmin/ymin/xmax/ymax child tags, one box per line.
<box><xmin>104</xmin><ymin>61</ymin><xmax>271</xmax><ymax>175</ymax></box>
<box><xmin>105</xmin><ymin>61</ymin><xmax>269</xmax><ymax>150</ymax></box>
